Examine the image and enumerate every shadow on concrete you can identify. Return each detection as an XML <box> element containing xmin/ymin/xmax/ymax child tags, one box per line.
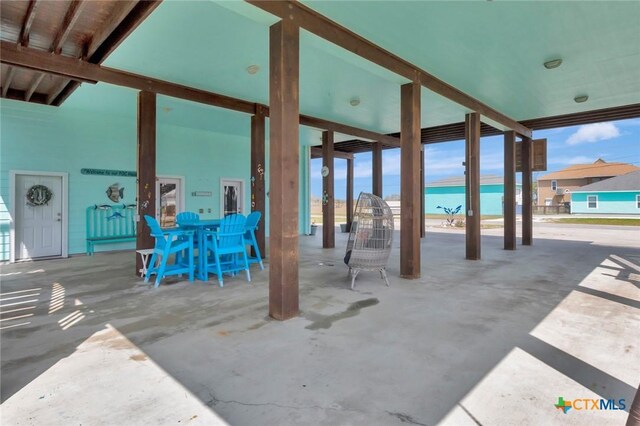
<box><xmin>1</xmin><ymin>230</ymin><xmax>638</xmax><ymax>425</ymax></box>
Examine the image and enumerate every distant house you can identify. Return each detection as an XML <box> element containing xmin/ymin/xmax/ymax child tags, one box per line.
<box><xmin>571</xmin><ymin>171</ymin><xmax>640</xmax><ymax>215</ymax></box>
<box><xmin>537</xmin><ymin>159</ymin><xmax>640</xmax><ymax>207</ymax></box>
<box><xmin>425</xmin><ymin>175</ymin><xmax>522</xmax><ymax>216</ymax></box>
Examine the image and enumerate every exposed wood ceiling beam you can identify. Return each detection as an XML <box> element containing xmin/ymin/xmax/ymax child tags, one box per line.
<box><xmin>331</xmin><ymin>103</ymin><xmax>640</xmax><ymax>153</ymax></box>
<box><xmin>310</xmin><ymin>146</ymin><xmax>353</xmax><ymax>160</ymax></box>
<box><xmin>300</xmin><ymin>115</ymin><xmax>399</xmax><ymax>147</ymax></box>
<box><xmin>53</xmin><ymin>0</ymin><xmax>163</xmax><ymax>106</ymax></box>
<box><xmin>247</xmin><ymin>0</ymin><xmax>532</xmax><ymax>138</ymax></box>
<box><xmin>2</xmin><ymin>66</ymin><xmax>17</xmax><ymax>97</ymax></box>
<box><xmin>51</xmin><ymin>0</ymin><xmax>87</xmax><ymax>54</ymax></box>
<box><xmin>18</xmin><ymin>0</ymin><xmax>40</xmax><ymax>47</ymax></box>
<box><xmin>90</xmin><ymin>0</ymin><xmax>163</xmax><ymax>63</ymax></box>
<box><xmin>86</xmin><ymin>1</ymin><xmax>138</xmax><ymax>59</ymax></box>
<box><xmin>5</xmin><ymin>62</ymin><xmax>97</xmax><ymax>85</ymax></box>
<box><xmin>47</xmin><ymin>78</ymin><xmax>70</xmax><ymax>105</ymax></box>
<box><xmin>1</xmin><ymin>41</ymin><xmax>395</xmax><ymax>145</ymax></box>
<box><xmin>5</xmin><ymin>88</ymin><xmax>48</xmax><ymax>105</ymax></box>
<box><xmin>1</xmin><ymin>41</ymin><xmax>256</xmax><ymax>113</ymax></box>
<box><xmin>25</xmin><ymin>72</ymin><xmax>45</xmax><ymax>102</ymax></box>
<box><xmin>521</xmin><ymin>103</ymin><xmax>640</xmax><ymax>130</ymax></box>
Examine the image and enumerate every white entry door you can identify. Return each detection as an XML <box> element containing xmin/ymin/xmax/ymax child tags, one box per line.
<box><xmin>220</xmin><ymin>179</ymin><xmax>244</xmax><ymax>217</ymax></box>
<box><xmin>15</xmin><ymin>174</ymin><xmax>63</xmax><ymax>259</ymax></box>
<box><xmin>156</xmin><ymin>177</ymin><xmax>184</xmax><ymax>227</ymax></box>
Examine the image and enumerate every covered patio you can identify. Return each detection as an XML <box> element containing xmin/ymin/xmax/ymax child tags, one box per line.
<box><xmin>1</xmin><ymin>224</ymin><xmax>638</xmax><ymax>424</ymax></box>
<box><xmin>1</xmin><ymin>0</ymin><xmax>639</xmax><ymax>424</ymax></box>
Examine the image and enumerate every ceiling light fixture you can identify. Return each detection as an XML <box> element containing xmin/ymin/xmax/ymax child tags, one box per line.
<box><xmin>574</xmin><ymin>95</ymin><xmax>589</xmax><ymax>103</ymax></box>
<box><xmin>246</xmin><ymin>65</ymin><xmax>260</xmax><ymax>75</ymax></box>
<box><xmin>349</xmin><ymin>96</ymin><xmax>360</xmax><ymax>107</ymax></box>
<box><xmin>543</xmin><ymin>58</ymin><xmax>563</xmax><ymax>69</ymax></box>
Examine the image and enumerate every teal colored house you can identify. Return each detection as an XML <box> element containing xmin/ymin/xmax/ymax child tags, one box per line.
<box><xmin>570</xmin><ymin>171</ymin><xmax>640</xmax><ymax>215</ymax></box>
<box><xmin>425</xmin><ymin>175</ymin><xmax>522</xmax><ymax>216</ymax></box>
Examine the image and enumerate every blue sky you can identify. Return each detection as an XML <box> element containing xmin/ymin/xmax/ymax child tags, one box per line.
<box><xmin>310</xmin><ymin>117</ymin><xmax>640</xmax><ymax>199</ymax></box>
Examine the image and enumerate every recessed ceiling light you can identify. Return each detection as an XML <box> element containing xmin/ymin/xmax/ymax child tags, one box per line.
<box><xmin>574</xmin><ymin>95</ymin><xmax>589</xmax><ymax>103</ymax></box>
<box><xmin>246</xmin><ymin>65</ymin><xmax>260</xmax><ymax>75</ymax></box>
<box><xmin>349</xmin><ymin>96</ymin><xmax>360</xmax><ymax>107</ymax></box>
<box><xmin>543</xmin><ymin>58</ymin><xmax>563</xmax><ymax>69</ymax></box>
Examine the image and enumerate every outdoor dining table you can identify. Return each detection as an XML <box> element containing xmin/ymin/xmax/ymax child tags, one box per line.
<box><xmin>177</xmin><ymin>219</ymin><xmax>221</xmax><ymax>281</ymax></box>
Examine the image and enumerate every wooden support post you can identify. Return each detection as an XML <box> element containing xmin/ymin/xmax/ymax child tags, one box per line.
<box><xmin>400</xmin><ymin>81</ymin><xmax>421</xmax><ymax>278</ymax></box>
<box><xmin>465</xmin><ymin>112</ymin><xmax>481</xmax><ymax>260</ymax></box>
<box><xmin>503</xmin><ymin>131</ymin><xmax>516</xmax><ymax>250</ymax></box>
<box><xmin>420</xmin><ymin>146</ymin><xmax>425</xmax><ymax>238</ymax></box>
<box><xmin>322</xmin><ymin>130</ymin><xmax>335</xmax><ymax>248</ymax></box>
<box><xmin>251</xmin><ymin>104</ymin><xmax>266</xmax><ymax>257</ymax></box>
<box><xmin>136</xmin><ymin>91</ymin><xmax>156</xmax><ymax>275</ymax></box>
<box><xmin>522</xmin><ymin>136</ymin><xmax>533</xmax><ymax>246</ymax></box>
<box><xmin>269</xmin><ymin>20</ymin><xmax>299</xmax><ymax>320</ymax></box>
<box><xmin>346</xmin><ymin>157</ymin><xmax>354</xmax><ymax>231</ymax></box>
<box><xmin>372</xmin><ymin>142</ymin><xmax>383</xmax><ymax>197</ymax></box>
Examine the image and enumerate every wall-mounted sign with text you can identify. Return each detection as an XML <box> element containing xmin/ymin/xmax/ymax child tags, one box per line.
<box><xmin>81</xmin><ymin>168</ymin><xmax>137</xmax><ymax>177</ymax></box>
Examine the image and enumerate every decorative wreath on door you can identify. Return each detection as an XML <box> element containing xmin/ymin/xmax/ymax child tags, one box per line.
<box><xmin>26</xmin><ymin>184</ymin><xmax>53</xmax><ymax>206</ymax></box>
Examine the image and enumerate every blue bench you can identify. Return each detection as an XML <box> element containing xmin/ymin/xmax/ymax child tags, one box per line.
<box><xmin>86</xmin><ymin>204</ymin><xmax>137</xmax><ymax>255</ymax></box>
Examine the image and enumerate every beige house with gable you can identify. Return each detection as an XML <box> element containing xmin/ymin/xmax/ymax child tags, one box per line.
<box><xmin>537</xmin><ymin>159</ymin><xmax>640</xmax><ymax>206</ymax></box>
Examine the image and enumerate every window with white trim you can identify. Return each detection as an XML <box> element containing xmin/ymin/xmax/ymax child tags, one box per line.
<box><xmin>551</xmin><ymin>180</ymin><xmax>557</xmax><ymax>191</ymax></box>
<box><xmin>587</xmin><ymin>195</ymin><xmax>598</xmax><ymax>209</ymax></box>
<box><xmin>636</xmin><ymin>194</ymin><xmax>640</xmax><ymax>209</ymax></box>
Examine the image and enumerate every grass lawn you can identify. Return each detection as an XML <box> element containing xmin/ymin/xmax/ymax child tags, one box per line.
<box><xmin>549</xmin><ymin>218</ymin><xmax>640</xmax><ymax>226</ymax></box>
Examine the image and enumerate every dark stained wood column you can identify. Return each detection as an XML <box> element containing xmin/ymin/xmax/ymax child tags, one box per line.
<box><xmin>346</xmin><ymin>157</ymin><xmax>354</xmax><ymax>231</ymax></box>
<box><xmin>522</xmin><ymin>136</ymin><xmax>533</xmax><ymax>246</ymax></box>
<box><xmin>322</xmin><ymin>130</ymin><xmax>335</xmax><ymax>248</ymax></box>
<box><xmin>269</xmin><ymin>20</ymin><xmax>299</xmax><ymax>320</ymax></box>
<box><xmin>503</xmin><ymin>131</ymin><xmax>516</xmax><ymax>250</ymax></box>
<box><xmin>465</xmin><ymin>112</ymin><xmax>481</xmax><ymax>260</ymax></box>
<box><xmin>400</xmin><ymin>81</ymin><xmax>421</xmax><ymax>279</ymax></box>
<box><xmin>251</xmin><ymin>104</ymin><xmax>267</xmax><ymax>257</ymax></box>
<box><xmin>420</xmin><ymin>146</ymin><xmax>425</xmax><ymax>238</ymax></box>
<box><xmin>372</xmin><ymin>142</ymin><xmax>383</xmax><ymax>197</ymax></box>
<box><xmin>136</xmin><ymin>91</ymin><xmax>156</xmax><ymax>274</ymax></box>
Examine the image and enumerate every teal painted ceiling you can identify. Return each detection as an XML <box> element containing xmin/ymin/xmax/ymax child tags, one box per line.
<box><xmin>61</xmin><ymin>0</ymin><xmax>640</xmax><ymax>140</ymax></box>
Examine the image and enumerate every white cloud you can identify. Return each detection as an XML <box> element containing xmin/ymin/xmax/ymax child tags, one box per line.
<box><xmin>566</xmin><ymin>122</ymin><xmax>620</xmax><ymax>145</ymax></box>
<box><xmin>548</xmin><ymin>155</ymin><xmax>593</xmax><ymax>166</ymax></box>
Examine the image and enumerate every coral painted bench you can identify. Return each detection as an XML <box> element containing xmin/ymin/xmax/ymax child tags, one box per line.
<box><xmin>86</xmin><ymin>205</ymin><xmax>136</xmax><ymax>255</ymax></box>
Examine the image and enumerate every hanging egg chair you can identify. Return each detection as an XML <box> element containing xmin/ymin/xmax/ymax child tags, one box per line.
<box><xmin>344</xmin><ymin>192</ymin><xmax>394</xmax><ymax>289</ymax></box>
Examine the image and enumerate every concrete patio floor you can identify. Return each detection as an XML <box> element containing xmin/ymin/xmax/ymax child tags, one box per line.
<box><xmin>1</xmin><ymin>224</ymin><xmax>638</xmax><ymax>425</ymax></box>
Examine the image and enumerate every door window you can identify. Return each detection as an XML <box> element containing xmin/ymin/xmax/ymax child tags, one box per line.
<box><xmin>221</xmin><ymin>179</ymin><xmax>244</xmax><ymax>217</ymax></box>
<box><xmin>156</xmin><ymin>178</ymin><xmax>183</xmax><ymax>227</ymax></box>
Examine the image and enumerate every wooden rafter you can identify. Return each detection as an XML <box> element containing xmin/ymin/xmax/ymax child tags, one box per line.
<box><xmin>53</xmin><ymin>0</ymin><xmax>162</xmax><ymax>106</ymax></box>
<box><xmin>18</xmin><ymin>0</ymin><xmax>40</xmax><ymax>47</ymax></box>
<box><xmin>51</xmin><ymin>0</ymin><xmax>87</xmax><ymax>54</ymax></box>
<box><xmin>47</xmin><ymin>79</ymin><xmax>70</xmax><ymax>105</ymax></box>
<box><xmin>86</xmin><ymin>1</ymin><xmax>138</xmax><ymax>59</ymax></box>
<box><xmin>300</xmin><ymin>115</ymin><xmax>399</xmax><ymax>147</ymax></box>
<box><xmin>1</xmin><ymin>42</ymin><xmax>398</xmax><ymax>148</ymax></box>
<box><xmin>2</xmin><ymin>66</ymin><xmax>17</xmax><ymax>97</ymax></box>
<box><xmin>247</xmin><ymin>0</ymin><xmax>532</xmax><ymax>138</ymax></box>
<box><xmin>25</xmin><ymin>72</ymin><xmax>45</xmax><ymax>102</ymax></box>
<box><xmin>310</xmin><ymin>147</ymin><xmax>353</xmax><ymax>160</ymax></box>
<box><xmin>1</xmin><ymin>41</ymin><xmax>255</xmax><ymax>113</ymax></box>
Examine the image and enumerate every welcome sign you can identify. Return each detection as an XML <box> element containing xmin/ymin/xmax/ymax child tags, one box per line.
<box><xmin>81</xmin><ymin>168</ymin><xmax>137</xmax><ymax>177</ymax></box>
